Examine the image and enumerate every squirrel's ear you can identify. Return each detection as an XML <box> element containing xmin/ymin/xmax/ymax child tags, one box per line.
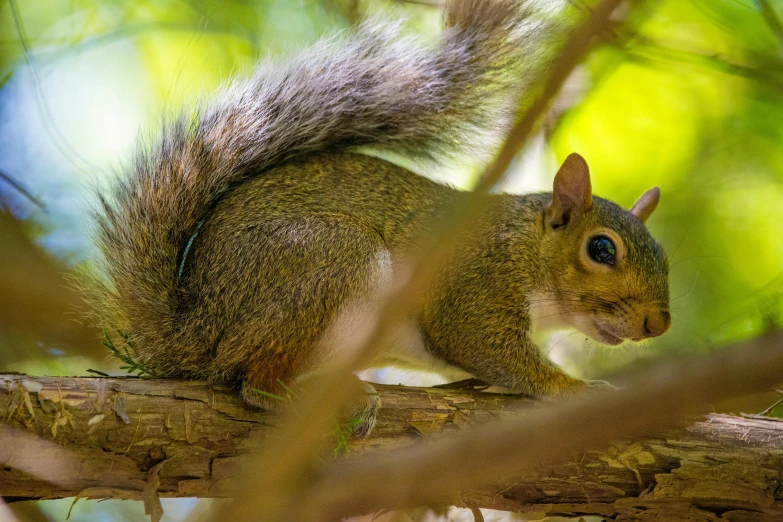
<box><xmin>546</xmin><ymin>153</ymin><xmax>592</xmax><ymax>228</ymax></box>
<box><xmin>630</xmin><ymin>186</ymin><xmax>660</xmax><ymax>224</ymax></box>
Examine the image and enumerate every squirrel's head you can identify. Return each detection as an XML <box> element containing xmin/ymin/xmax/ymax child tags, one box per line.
<box><xmin>537</xmin><ymin>153</ymin><xmax>670</xmax><ymax>345</ymax></box>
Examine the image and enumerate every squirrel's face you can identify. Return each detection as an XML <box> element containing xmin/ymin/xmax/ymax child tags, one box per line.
<box><xmin>536</xmin><ymin>153</ymin><xmax>670</xmax><ymax>346</ymax></box>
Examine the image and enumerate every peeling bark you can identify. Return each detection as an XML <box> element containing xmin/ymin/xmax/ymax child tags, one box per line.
<box><xmin>1</xmin><ymin>374</ymin><xmax>782</xmax><ymax>521</ymax></box>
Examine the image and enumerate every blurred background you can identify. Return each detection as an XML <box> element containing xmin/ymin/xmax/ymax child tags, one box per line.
<box><xmin>1</xmin><ymin>0</ymin><xmax>782</xmax><ymax>520</ymax></box>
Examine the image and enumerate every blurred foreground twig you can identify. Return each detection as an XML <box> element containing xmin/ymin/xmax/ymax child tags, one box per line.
<box><xmin>0</xmin><ymin>209</ymin><xmax>100</xmax><ymax>361</ymax></box>
<box><xmin>757</xmin><ymin>0</ymin><xmax>783</xmax><ymax>50</ymax></box>
<box><xmin>294</xmin><ymin>331</ymin><xmax>783</xmax><ymax>519</ymax></box>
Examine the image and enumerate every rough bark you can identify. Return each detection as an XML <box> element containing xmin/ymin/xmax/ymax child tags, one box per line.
<box><xmin>1</xmin><ymin>374</ymin><xmax>782</xmax><ymax>521</ymax></box>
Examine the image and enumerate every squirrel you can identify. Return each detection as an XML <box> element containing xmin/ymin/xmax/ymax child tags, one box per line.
<box><xmin>86</xmin><ymin>0</ymin><xmax>670</xmax><ymax>434</ymax></box>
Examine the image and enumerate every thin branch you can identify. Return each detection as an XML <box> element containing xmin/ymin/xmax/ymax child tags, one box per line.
<box><xmin>394</xmin><ymin>0</ymin><xmax>443</xmax><ymax>7</ymax></box>
<box><xmin>758</xmin><ymin>388</ymin><xmax>783</xmax><ymax>416</ymax></box>
<box><xmin>619</xmin><ymin>38</ymin><xmax>783</xmax><ymax>91</ymax></box>
<box><xmin>0</xmin><ymin>171</ymin><xmax>46</xmax><ymax>211</ymax></box>
<box><xmin>757</xmin><ymin>0</ymin><xmax>783</xmax><ymax>50</ymax></box>
<box><xmin>473</xmin><ymin>0</ymin><xmax>625</xmax><ymax>193</ymax></box>
<box><xmin>8</xmin><ymin>0</ymin><xmax>98</xmax><ymax>174</ymax></box>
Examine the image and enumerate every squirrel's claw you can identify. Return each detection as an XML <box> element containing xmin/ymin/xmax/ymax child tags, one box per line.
<box><xmin>584</xmin><ymin>379</ymin><xmax>619</xmax><ymax>392</ymax></box>
<box><xmin>347</xmin><ymin>382</ymin><xmax>382</xmax><ymax>439</ymax></box>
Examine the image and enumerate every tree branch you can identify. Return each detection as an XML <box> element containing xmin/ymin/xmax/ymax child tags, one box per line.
<box><xmin>2</xmin><ymin>374</ymin><xmax>783</xmax><ymax>520</ymax></box>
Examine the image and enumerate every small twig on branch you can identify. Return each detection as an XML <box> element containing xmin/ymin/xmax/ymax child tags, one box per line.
<box><xmin>757</xmin><ymin>388</ymin><xmax>783</xmax><ymax>416</ymax></box>
<box><xmin>619</xmin><ymin>38</ymin><xmax>783</xmax><ymax>92</ymax></box>
<box><xmin>0</xmin><ymin>171</ymin><xmax>46</xmax><ymax>211</ymax></box>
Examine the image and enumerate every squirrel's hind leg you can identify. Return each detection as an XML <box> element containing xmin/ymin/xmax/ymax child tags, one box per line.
<box><xmin>211</xmin><ymin>215</ymin><xmax>390</xmax><ymax>434</ymax></box>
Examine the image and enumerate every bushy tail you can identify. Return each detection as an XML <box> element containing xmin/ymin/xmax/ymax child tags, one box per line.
<box><xmin>88</xmin><ymin>0</ymin><xmax>538</xmax><ymax>376</ymax></box>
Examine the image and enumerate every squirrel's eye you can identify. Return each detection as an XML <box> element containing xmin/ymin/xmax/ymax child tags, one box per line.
<box><xmin>588</xmin><ymin>236</ymin><xmax>616</xmax><ymax>266</ymax></box>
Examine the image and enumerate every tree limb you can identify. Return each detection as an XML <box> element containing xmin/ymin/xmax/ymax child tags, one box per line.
<box><xmin>2</xmin><ymin>374</ymin><xmax>783</xmax><ymax>521</ymax></box>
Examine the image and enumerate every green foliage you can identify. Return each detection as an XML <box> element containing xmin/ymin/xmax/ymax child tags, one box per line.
<box><xmin>332</xmin><ymin>417</ymin><xmax>364</xmax><ymax>456</ymax></box>
<box><xmin>252</xmin><ymin>388</ymin><xmax>288</xmax><ymax>403</ymax></box>
<box><xmin>102</xmin><ymin>330</ymin><xmax>156</xmax><ymax>377</ymax></box>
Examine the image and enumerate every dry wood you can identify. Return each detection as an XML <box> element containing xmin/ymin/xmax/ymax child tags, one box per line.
<box><xmin>2</xmin><ymin>374</ymin><xmax>783</xmax><ymax>521</ymax></box>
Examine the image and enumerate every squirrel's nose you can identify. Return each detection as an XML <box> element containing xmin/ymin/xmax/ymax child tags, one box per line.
<box><xmin>643</xmin><ymin>310</ymin><xmax>671</xmax><ymax>338</ymax></box>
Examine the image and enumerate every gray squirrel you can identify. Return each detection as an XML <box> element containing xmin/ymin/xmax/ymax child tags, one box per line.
<box><xmin>85</xmin><ymin>0</ymin><xmax>670</xmax><ymax>434</ymax></box>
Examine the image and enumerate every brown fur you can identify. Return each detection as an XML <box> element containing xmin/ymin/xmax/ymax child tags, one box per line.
<box><xmin>84</xmin><ymin>1</ymin><xmax>669</xmax><ymax>432</ymax></box>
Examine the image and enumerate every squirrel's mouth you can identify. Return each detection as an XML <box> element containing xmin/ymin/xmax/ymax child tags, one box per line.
<box><xmin>593</xmin><ymin>322</ymin><xmax>624</xmax><ymax>346</ymax></box>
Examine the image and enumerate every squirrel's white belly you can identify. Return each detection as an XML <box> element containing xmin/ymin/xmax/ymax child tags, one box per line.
<box><xmin>312</xmin><ymin>250</ymin><xmax>473</xmax><ymax>382</ymax></box>
<box><xmin>355</xmin><ymin>252</ymin><xmax>473</xmax><ymax>381</ymax></box>
<box><xmin>364</xmin><ymin>318</ymin><xmax>474</xmax><ymax>382</ymax></box>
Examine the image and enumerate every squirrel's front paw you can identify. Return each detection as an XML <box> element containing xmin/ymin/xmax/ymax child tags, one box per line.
<box><xmin>346</xmin><ymin>382</ymin><xmax>381</xmax><ymax>438</ymax></box>
<box><xmin>542</xmin><ymin>378</ymin><xmax>617</xmax><ymax>400</ymax></box>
